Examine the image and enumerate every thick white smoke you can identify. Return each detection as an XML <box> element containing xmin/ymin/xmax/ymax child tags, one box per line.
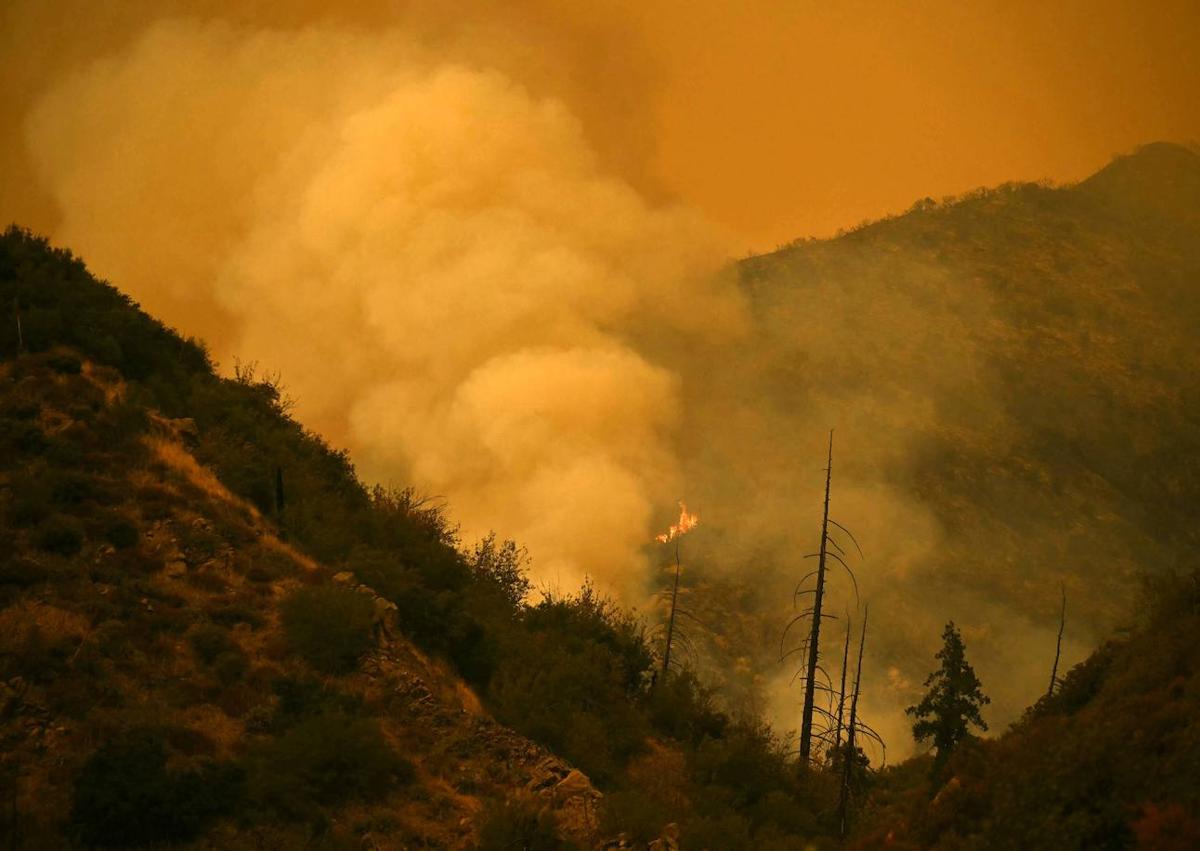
<box><xmin>26</xmin><ymin>19</ymin><xmax>743</xmax><ymax>596</ymax></box>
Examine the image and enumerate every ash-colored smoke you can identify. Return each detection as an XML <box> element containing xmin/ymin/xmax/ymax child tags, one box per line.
<box><xmin>23</xmin><ymin>18</ymin><xmax>742</xmax><ymax>597</ymax></box>
<box><xmin>6</xmin><ymin>4</ymin><xmax>1116</xmax><ymax>763</ymax></box>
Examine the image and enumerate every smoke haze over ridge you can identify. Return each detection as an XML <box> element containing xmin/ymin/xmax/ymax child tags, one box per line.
<box><xmin>20</xmin><ymin>16</ymin><xmax>742</xmax><ymax>600</ymax></box>
<box><xmin>3</xmin><ymin>2</ymin><xmax>1198</xmax><ymax>759</ymax></box>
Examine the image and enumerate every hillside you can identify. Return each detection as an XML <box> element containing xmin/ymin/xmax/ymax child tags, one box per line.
<box><xmin>668</xmin><ymin>142</ymin><xmax>1200</xmax><ymax>744</ymax></box>
<box><xmin>0</xmin><ymin>347</ymin><xmax>613</xmax><ymax>847</ymax></box>
<box><xmin>4</xmin><ymin>141</ymin><xmax>1200</xmax><ymax>850</ymax></box>
<box><xmin>850</xmin><ymin>567</ymin><xmax>1200</xmax><ymax>850</ymax></box>
<box><xmin>0</xmin><ymin>228</ymin><xmax>852</xmax><ymax>849</ymax></box>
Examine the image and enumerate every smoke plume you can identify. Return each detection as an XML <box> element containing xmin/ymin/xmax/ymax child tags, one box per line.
<box><xmin>21</xmin><ymin>17</ymin><xmax>741</xmax><ymax>598</ymax></box>
<box><xmin>8</xmin><ymin>3</ymin><xmax>1177</xmax><ymax>761</ymax></box>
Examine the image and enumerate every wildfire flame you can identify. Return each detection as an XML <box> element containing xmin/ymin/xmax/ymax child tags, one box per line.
<box><xmin>656</xmin><ymin>501</ymin><xmax>699</xmax><ymax>543</ymax></box>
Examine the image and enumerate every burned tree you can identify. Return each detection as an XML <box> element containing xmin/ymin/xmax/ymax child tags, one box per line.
<box><xmin>833</xmin><ymin>614</ymin><xmax>852</xmax><ymax>753</ymax></box>
<box><xmin>798</xmin><ymin>431</ymin><xmax>835</xmax><ymax>762</ymax></box>
<box><xmin>782</xmin><ymin>431</ymin><xmax>863</xmax><ymax>764</ymax></box>
<box><xmin>1047</xmin><ymin>583</ymin><xmax>1066</xmax><ymax>699</ymax></box>
<box><xmin>655</xmin><ymin>502</ymin><xmax>699</xmax><ymax>681</ymax></box>
<box><xmin>13</xmin><ymin>296</ymin><xmax>22</xmax><ymax>354</ymax></box>
<box><xmin>830</xmin><ymin>604</ymin><xmax>888</xmax><ymax>835</ymax></box>
<box><xmin>837</xmin><ymin>603</ymin><xmax>876</xmax><ymax>837</ymax></box>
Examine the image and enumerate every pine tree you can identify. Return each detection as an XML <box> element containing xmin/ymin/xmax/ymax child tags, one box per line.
<box><xmin>906</xmin><ymin>621</ymin><xmax>989</xmax><ymax>771</ymax></box>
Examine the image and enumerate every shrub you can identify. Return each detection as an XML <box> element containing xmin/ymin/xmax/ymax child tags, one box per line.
<box><xmin>600</xmin><ymin>787</ymin><xmax>669</xmax><ymax>845</ymax></box>
<box><xmin>49</xmin><ymin>471</ymin><xmax>100</xmax><ymax>507</ymax></box>
<box><xmin>281</xmin><ymin>586</ymin><xmax>376</xmax><ymax>674</ymax></box>
<box><xmin>0</xmin><ymin>556</ymin><xmax>49</xmax><ymax>588</ymax></box>
<box><xmin>210</xmin><ymin>601</ymin><xmax>265</xmax><ymax>629</ymax></box>
<box><xmin>71</xmin><ymin>728</ymin><xmax>242</xmax><ymax>847</ymax></box>
<box><xmin>104</xmin><ymin>517</ymin><xmax>140</xmax><ymax>550</ymax></box>
<box><xmin>246</xmin><ymin>713</ymin><xmax>412</xmax><ymax>819</ymax></box>
<box><xmin>1</xmin><ymin>625</ymin><xmax>73</xmax><ymax>683</ymax></box>
<box><xmin>35</xmin><ymin>515</ymin><xmax>85</xmax><ymax>555</ymax></box>
<box><xmin>646</xmin><ymin>669</ymin><xmax>728</xmax><ymax>745</ymax></box>
<box><xmin>9</xmin><ymin>470</ymin><xmax>51</xmax><ymax>526</ymax></box>
<box><xmin>189</xmin><ymin>623</ymin><xmax>239</xmax><ymax>665</ymax></box>
<box><xmin>213</xmin><ymin>650</ymin><xmax>249</xmax><ymax>685</ymax></box>
<box><xmin>188</xmin><ymin>623</ymin><xmax>249</xmax><ymax>684</ymax></box>
<box><xmin>483</xmin><ymin>583</ymin><xmax>656</xmax><ymax>783</ymax></box>
<box><xmin>269</xmin><ymin>676</ymin><xmax>363</xmax><ymax>731</ymax></box>
<box><xmin>476</xmin><ymin>796</ymin><xmax>566</xmax><ymax>851</ymax></box>
<box><xmin>48</xmin><ymin>352</ymin><xmax>82</xmax><ymax>374</ymax></box>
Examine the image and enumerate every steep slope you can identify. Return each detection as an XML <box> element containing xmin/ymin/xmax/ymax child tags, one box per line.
<box><xmin>850</xmin><ymin>568</ymin><xmax>1200</xmax><ymax>850</ymax></box>
<box><xmin>668</xmin><ymin>142</ymin><xmax>1200</xmax><ymax>742</ymax></box>
<box><xmin>0</xmin><ymin>349</ymin><xmax>602</xmax><ymax>848</ymax></box>
<box><xmin>0</xmin><ymin>227</ymin><xmax>840</xmax><ymax>850</ymax></box>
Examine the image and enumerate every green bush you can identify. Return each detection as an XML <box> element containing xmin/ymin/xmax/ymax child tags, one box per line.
<box><xmin>212</xmin><ymin>650</ymin><xmax>248</xmax><ymax>685</ymax></box>
<box><xmin>1</xmin><ymin>625</ymin><xmax>73</xmax><ymax>683</ymax></box>
<box><xmin>599</xmin><ymin>787</ymin><xmax>669</xmax><ymax>844</ymax></box>
<box><xmin>188</xmin><ymin>623</ymin><xmax>248</xmax><ymax>683</ymax></box>
<box><xmin>103</xmin><ymin>517</ymin><xmax>140</xmax><ymax>549</ymax></box>
<box><xmin>71</xmin><ymin>728</ymin><xmax>242</xmax><ymax>847</ymax></box>
<box><xmin>476</xmin><ymin>796</ymin><xmax>566</xmax><ymax>851</ymax></box>
<box><xmin>281</xmin><ymin>585</ymin><xmax>377</xmax><ymax>674</ymax></box>
<box><xmin>48</xmin><ymin>352</ymin><xmax>83</xmax><ymax>374</ymax></box>
<box><xmin>189</xmin><ymin>623</ymin><xmax>239</xmax><ymax>665</ymax></box>
<box><xmin>246</xmin><ymin>713</ymin><xmax>412</xmax><ymax>819</ymax></box>
<box><xmin>0</xmin><ymin>556</ymin><xmax>49</xmax><ymax>587</ymax></box>
<box><xmin>269</xmin><ymin>676</ymin><xmax>363</xmax><ymax>731</ymax></box>
<box><xmin>8</xmin><ymin>468</ymin><xmax>52</xmax><ymax>526</ymax></box>
<box><xmin>35</xmin><ymin>515</ymin><xmax>85</xmax><ymax>555</ymax></box>
<box><xmin>49</xmin><ymin>471</ymin><xmax>101</xmax><ymax>507</ymax></box>
<box><xmin>210</xmin><ymin>601</ymin><xmax>265</xmax><ymax>629</ymax></box>
<box><xmin>486</xmin><ymin>587</ymin><xmax>653</xmax><ymax>784</ymax></box>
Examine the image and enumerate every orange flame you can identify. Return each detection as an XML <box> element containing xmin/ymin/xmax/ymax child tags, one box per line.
<box><xmin>656</xmin><ymin>501</ymin><xmax>699</xmax><ymax>543</ymax></box>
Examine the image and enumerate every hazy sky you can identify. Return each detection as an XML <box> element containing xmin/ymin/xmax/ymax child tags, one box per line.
<box><xmin>4</xmin><ymin>0</ymin><xmax>1198</xmax><ymax>252</ymax></box>
<box><xmin>625</xmin><ymin>0</ymin><xmax>1200</xmax><ymax>248</ymax></box>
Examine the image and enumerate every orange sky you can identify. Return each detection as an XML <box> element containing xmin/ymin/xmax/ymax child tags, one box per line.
<box><xmin>2</xmin><ymin>0</ymin><xmax>1198</xmax><ymax>252</ymax></box>
<box><xmin>620</xmin><ymin>0</ymin><xmax>1200</xmax><ymax>249</ymax></box>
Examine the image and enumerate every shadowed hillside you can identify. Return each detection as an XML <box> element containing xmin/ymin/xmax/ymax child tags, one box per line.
<box><xmin>850</xmin><ymin>567</ymin><xmax>1200</xmax><ymax>849</ymax></box>
<box><xmin>0</xmin><ymin>228</ymin><xmax>849</xmax><ymax>849</ymax></box>
<box><xmin>666</xmin><ymin>142</ymin><xmax>1200</xmax><ymax>750</ymax></box>
<box><xmin>3</xmin><ymin>141</ymin><xmax>1198</xmax><ymax>849</ymax></box>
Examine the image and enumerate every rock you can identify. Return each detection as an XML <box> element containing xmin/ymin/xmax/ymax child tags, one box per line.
<box><xmin>174</xmin><ymin>418</ymin><xmax>200</xmax><ymax>445</ymax></box>
<box><xmin>526</xmin><ymin>756</ymin><xmax>570</xmax><ymax>793</ymax></box>
<box><xmin>648</xmin><ymin>824</ymin><xmax>680</xmax><ymax>851</ymax></box>
<box><xmin>553</xmin><ymin>769</ymin><xmax>592</xmax><ymax>799</ymax></box>
<box><xmin>148</xmin><ymin>413</ymin><xmax>199</xmax><ymax>446</ymax></box>
<box><xmin>332</xmin><ymin>571</ymin><xmax>356</xmax><ymax>584</ymax></box>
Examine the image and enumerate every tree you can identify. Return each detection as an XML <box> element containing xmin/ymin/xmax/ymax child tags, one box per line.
<box><xmin>906</xmin><ymin>621</ymin><xmax>989</xmax><ymax>771</ymax></box>
<box><xmin>837</xmin><ymin>604</ymin><xmax>880</xmax><ymax>837</ymax></box>
<box><xmin>1047</xmin><ymin>583</ymin><xmax>1067</xmax><ymax>699</ymax></box>
<box><xmin>655</xmin><ymin>502</ymin><xmax>699</xmax><ymax>681</ymax></box>
<box><xmin>798</xmin><ymin>432</ymin><xmax>835</xmax><ymax>763</ymax></box>
<box><xmin>785</xmin><ymin>431</ymin><xmax>862</xmax><ymax>764</ymax></box>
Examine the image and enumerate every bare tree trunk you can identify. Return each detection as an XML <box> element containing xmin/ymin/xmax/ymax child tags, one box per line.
<box><xmin>838</xmin><ymin>604</ymin><xmax>869</xmax><ymax>838</ymax></box>
<box><xmin>13</xmin><ymin>297</ymin><xmax>22</xmax><ymax>354</ymax></box>
<box><xmin>1047</xmin><ymin>584</ymin><xmax>1066</xmax><ymax>698</ymax></box>
<box><xmin>662</xmin><ymin>537</ymin><xmax>682</xmax><ymax>680</ymax></box>
<box><xmin>834</xmin><ymin>614</ymin><xmax>852</xmax><ymax>757</ymax></box>
<box><xmin>800</xmin><ymin>430</ymin><xmax>834</xmax><ymax>763</ymax></box>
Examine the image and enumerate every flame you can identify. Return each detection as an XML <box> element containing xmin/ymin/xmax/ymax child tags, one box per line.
<box><xmin>656</xmin><ymin>501</ymin><xmax>699</xmax><ymax>543</ymax></box>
